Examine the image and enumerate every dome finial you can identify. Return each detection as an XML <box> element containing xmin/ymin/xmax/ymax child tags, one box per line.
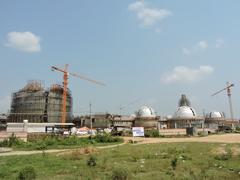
<box><xmin>178</xmin><ymin>94</ymin><xmax>191</xmax><ymax>107</ymax></box>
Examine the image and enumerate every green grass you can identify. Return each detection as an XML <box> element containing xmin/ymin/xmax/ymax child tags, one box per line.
<box><xmin>1</xmin><ymin>142</ymin><xmax>240</xmax><ymax>179</ymax></box>
<box><xmin>0</xmin><ymin>133</ymin><xmax>123</xmax><ymax>150</ymax></box>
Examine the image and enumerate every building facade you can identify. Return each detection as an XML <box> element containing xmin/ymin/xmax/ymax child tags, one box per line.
<box><xmin>8</xmin><ymin>81</ymin><xmax>73</xmax><ymax>123</ymax></box>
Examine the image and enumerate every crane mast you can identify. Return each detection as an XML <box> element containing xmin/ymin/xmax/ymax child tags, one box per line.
<box><xmin>51</xmin><ymin>64</ymin><xmax>105</xmax><ymax>124</ymax></box>
<box><xmin>211</xmin><ymin>82</ymin><xmax>234</xmax><ymax>120</ymax></box>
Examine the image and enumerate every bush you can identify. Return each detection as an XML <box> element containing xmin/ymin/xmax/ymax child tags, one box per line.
<box><xmin>17</xmin><ymin>166</ymin><xmax>36</xmax><ymax>180</ymax></box>
<box><xmin>171</xmin><ymin>157</ymin><xmax>178</xmax><ymax>170</ymax></box>
<box><xmin>144</xmin><ymin>129</ymin><xmax>160</xmax><ymax>137</ymax></box>
<box><xmin>214</xmin><ymin>148</ymin><xmax>232</xmax><ymax>161</ymax></box>
<box><xmin>1</xmin><ymin>133</ymin><xmax>123</xmax><ymax>150</ymax></box>
<box><xmin>128</xmin><ymin>139</ymin><xmax>137</xmax><ymax>144</ymax></box>
<box><xmin>0</xmin><ymin>133</ymin><xmax>22</xmax><ymax>147</ymax></box>
<box><xmin>35</xmin><ymin>141</ymin><xmax>47</xmax><ymax>150</ymax></box>
<box><xmin>87</xmin><ymin>155</ymin><xmax>97</xmax><ymax>167</ymax></box>
<box><xmin>92</xmin><ymin>133</ymin><xmax>123</xmax><ymax>143</ymax></box>
<box><xmin>111</xmin><ymin>166</ymin><xmax>128</xmax><ymax>180</ymax></box>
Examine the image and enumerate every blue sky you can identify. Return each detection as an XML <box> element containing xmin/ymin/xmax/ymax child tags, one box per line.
<box><xmin>0</xmin><ymin>0</ymin><xmax>240</xmax><ymax>118</ymax></box>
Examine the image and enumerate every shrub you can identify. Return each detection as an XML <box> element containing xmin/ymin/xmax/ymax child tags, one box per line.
<box><xmin>128</xmin><ymin>139</ymin><xmax>137</xmax><ymax>144</ymax></box>
<box><xmin>87</xmin><ymin>155</ymin><xmax>97</xmax><ymax>167</ymax></box>
<box><xmin>35</xmin><ymin>141</ymin><xmax>47</xmax><ymax>150</ymax></box>
<box><xmin>214</xmin><ymin>148</ymin><xmax>232</xmax><ymax>161</ymax></box>
<box><xmin>17</xmin><ymin>166</ymin><xmax>36</xmax><ymax>180</ymax></box>
<box><xmin>92</xmin><ymin>133</ymin><xmax>123</xmax><ymax>143</ymax></box>
<box><xmin>0</xmin><ymin>133</ymin><xmax>22</xmax><ymax>147</ymax></box>
<box><xmin>144</xmin><ymin>129</ymin><xmax>160</xmax><ymax>137</ymax></box>
<box><xmin>171</xmin><ymin>157</ymin><xmax>178</xmax><ymax>170</ymax></box>
<box><xmin>111</xmin><ymin>166</ymin><xmax>128</xmax><ymax>180</ymax></box>
<box><xmin>122</xmin><ymin>130</ymin><xmax>132</xmax><ymax>136</ymax></box>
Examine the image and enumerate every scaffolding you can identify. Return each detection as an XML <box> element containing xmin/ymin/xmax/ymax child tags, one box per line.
<box><xmin>8</xmin><ymin>81</ymin><xmax>73</xmax><ymax>123</ymax></box>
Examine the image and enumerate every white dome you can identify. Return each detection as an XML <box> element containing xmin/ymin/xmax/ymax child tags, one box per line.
<box><xmin>209</xmin><ymin>111</ymin><xmax>224</xmax><ymax>118</ymax></box>
<box><xmin>137</xmin><ymin>106</ymin><xmax>156</xmax><ymax>118</ymax></box>
<box><xmin>175</xmin><ymin>106</ymin><xmax>196</xmax><ymax>118</ymax></box>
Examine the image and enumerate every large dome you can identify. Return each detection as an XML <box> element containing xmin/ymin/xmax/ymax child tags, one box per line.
<box><xmin>137</xmin><ymin>106</ymin><xmax>156</xmax><ymax>118</ymax></box>
<box><xmin>208</xmin><ymin>111</ymin><xmax>224</xmax><ymax>118</ymax></box>
<box><xmin>174</xmin><ymin>106</ymin><xmax>196</xmax><ymax>118</ymax></box>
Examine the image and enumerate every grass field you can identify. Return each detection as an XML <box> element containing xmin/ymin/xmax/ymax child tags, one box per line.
<box><xmin>0</xmin><ymin>133</ymin><xmax>123</xmax><ymax>151</ymax></box>
<box><xmin>1</xmin><ymin>142</ymin><xmax>240</xmax><ymax>180</ymax></box>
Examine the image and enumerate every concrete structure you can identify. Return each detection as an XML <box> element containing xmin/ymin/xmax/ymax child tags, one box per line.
<box><xmin>0</xmin><ymin>114</ymin><xmax>7</xmax><ymax>131</ymax></box>
<box><xmin>73</xmin><ymin>113</ymin><xmax>112</xmax><ymax>129</ymax></box>
<box><xmin>7</xmin><ymin>122</ymin><xmax>74</xmax><ymax>133</ymax></box>
<box><xmin>205</xmin><ymin>111</ymin><xmax>225</xmax><ymax>129</ymax></box>
<box><xmin>204</xmin><ymin>111</ymin><xmax>240</xmax><ymax>130</ymax></box>
<box><xmin>134</xmin><ymin>106</ymin><xmax>159</xmax><ymax>129</ymax></box>
<box><xmin>112</xmin><ymin>115</ymin><xmax>134</xmax><ymax>131</ymax></box>
<box><xmin>167</xmin><ymin>95</ymin><xmax>204</xmax><ymax>129</ymax></box>
<box><xmin>8</xmin><ymin>81</ymin><xmax>73</xmax><ymax>123</ymax></box>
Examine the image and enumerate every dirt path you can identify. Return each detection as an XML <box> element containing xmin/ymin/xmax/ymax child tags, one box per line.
<box><xmin>123</xmin><ymin>133</ymin><xmax>240</xmax><ymax>144</ymax></box>
<box><xmin>1</xmin><ymin>134</ymin><xmax>239</xmax><ymax>156</ymax></box>
<box><xmin>0</xmin><ymin>142</ymin><xmax>126</xmax><ymax>157</ymax></box>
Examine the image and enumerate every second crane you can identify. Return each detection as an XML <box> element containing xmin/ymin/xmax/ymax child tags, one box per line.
<box><xmin>211</xmin><ymin>82</ymin><xmax>234</xmax><ymax>120</ymax></box>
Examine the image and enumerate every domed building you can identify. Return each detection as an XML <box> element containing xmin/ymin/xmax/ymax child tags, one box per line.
<box><xmin>175</xmin><ymin>106</ymin><xmax>197</xmax><ymax>118</ymax></box>
<box><xmin>167</xmin><ymin>94</ymin><xmax>204</xmax><ymax>129</ymax></box>
<box><xmin>205</xmin><ymin>111</ymin><xmax>225</xmax><ymax>129</ymax></box>
<box><xmin>134</xmin><ymin>106</ymin><xmax>158</xmax><ymax>129</ymax></box>
<box><xmin>136</xmin><ymin>106</ymin><xmax>156</xmax><ymax>118</ymax></box>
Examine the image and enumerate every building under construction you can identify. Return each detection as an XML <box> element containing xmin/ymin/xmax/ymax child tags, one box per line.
<box><xmin>8</xmin><ymin>81</ymin><xmax>73</xmax><ymax>123</ymax></box>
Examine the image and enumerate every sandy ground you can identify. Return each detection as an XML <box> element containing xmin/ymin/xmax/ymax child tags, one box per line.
<box><xmin>0</xmin><ymin>134</ymin><xmax>240</xmax><ymax>156</ymax></box>
<box><xmin>123</xmin><ymin>133</ymin><xmax>240</xmax><ymax>144</ymax></box>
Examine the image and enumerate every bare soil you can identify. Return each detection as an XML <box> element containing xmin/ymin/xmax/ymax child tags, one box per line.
<box><xmin>124</xmin><ymin>133</ymin><xmax>240</xmax><ymax>144</ymax></box>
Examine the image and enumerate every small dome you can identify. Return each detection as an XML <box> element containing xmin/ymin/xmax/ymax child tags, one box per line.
<box><xmin>209</xmin><ymin>111</ymin><xmax>224</xmax><ymax>118</ymax></box>
<box><xmin>175</xmin><ymin>106</ymin><xmax>196</xmax><ymax>118</ymax></box>
<box><xmin>137</xmin><ymin>106</ymin><xmax>156</xmax><ymax>118</ymax></box>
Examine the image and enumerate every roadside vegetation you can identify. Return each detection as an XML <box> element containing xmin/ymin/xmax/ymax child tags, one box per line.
<box><xmin>0</xmin><ymin>142</ymin><xmax>240</xmax><ymax>179</ymax></box>
<box><xmin>0</xmin><ymin>133</ymin><xmax>123</xmax><ymax>150</ymax></box>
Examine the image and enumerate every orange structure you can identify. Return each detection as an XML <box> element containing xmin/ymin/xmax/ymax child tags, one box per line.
<box><xmin>51</xmin><ymin>64</ymin><xmax>105</xmax><ymax>124</ymax></box>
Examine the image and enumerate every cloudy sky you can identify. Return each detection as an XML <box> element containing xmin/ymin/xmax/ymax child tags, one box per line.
<box><xmin>0</xmin><ymin>0</ymin><xmax>240</xmax><ymax>118</ymax></box>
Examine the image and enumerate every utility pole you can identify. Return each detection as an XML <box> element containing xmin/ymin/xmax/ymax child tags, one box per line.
<box><xmin>90</xmin><ymin>102</ymin><xmax>92</xmax><ymax>134</ymax></box>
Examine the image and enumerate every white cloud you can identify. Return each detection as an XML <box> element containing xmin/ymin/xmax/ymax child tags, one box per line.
<box><xmin>0</xmin><ymin>95</ymin><xmax>11</xmax><ymax>113</ymax></box>
<box><xmin>182</xmin><ymin>48</ymin><xmax>191</xmax><ymax>55</ymax></box>
<box><xmin>128</xmin><ymin>1</ymin><xmax>172</xmax><ymax>27</ymax></box>
<box><xmin>154</xmin><ymin>27</ymin><xmax>162</xmax><ymax>33</ymax></box>
<box><xmin>5</xmin><ymin>31</ymin><xmax>41</xmax><ymax>52</ymax></box>
<box><xmin>215</xmin><ymin>38</ymin><xmax>224</xmax><ymax>48</ymax></box>
<box><xmin>182</xmin><ymin>40</ymin><xmax>208</xmax><ymax>55</ymax></box>
<box><xmin>128</xmin><ymin>1</ymin><xmax>144</xmax><ymax>11</ymax></box>
<box><xmin>197</xmin><ymin>40</ymin><xmax>208</xmax><ymax>50</ymax></box>
<box><xmin>161</xmin><ymin>66</ymin><xmax>214</xmax><ymax>84</ymax></box>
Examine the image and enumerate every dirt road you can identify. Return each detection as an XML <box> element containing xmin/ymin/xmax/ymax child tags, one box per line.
<box><xmin>0</xmin><ymin>143</ymin><xmax>126</xmax><ymax>157</ymax></box>
<box><xmin>124</xmin><ymin>133</ymin><xmax>240</xmax><ymax>144</ymax></box>
<box><xmin>0</xmin><ymin>134</ymin><xmax>239</xmax><ymax>156</ymax></box>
